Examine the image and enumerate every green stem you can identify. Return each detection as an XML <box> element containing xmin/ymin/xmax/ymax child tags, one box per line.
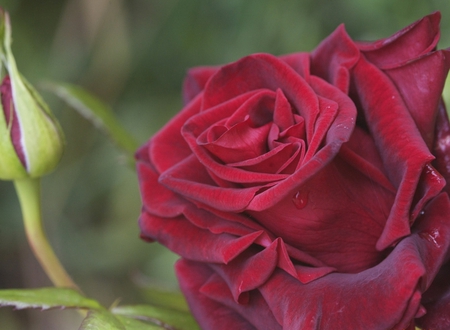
<box><xmin>14</xmin><ymin>178</ymin><xmax>79</xmax><ymax>291</ymax></box>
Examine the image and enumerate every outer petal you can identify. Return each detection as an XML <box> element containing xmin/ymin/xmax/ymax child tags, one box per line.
<box><xmin>182</xmin><ymin>66</ymin><xmax>219</xmax><ymax>105</ymax></box>
<box><xmin>418</xmin><ymin>262</ymin><xmax>450</xmax><ymax>329</ymax></box>
<box><xmin>149</xmin><ymin>93</ymin><xmax>202</xmax><ymax>173</ymax></box>
<box><xmin>176</xmin><ymin>259</ymin><xmax>281</xmax><ymax>330</ymax></box>
<box><xmin>139</xmin><ymin>211</ymin><xmax>263</xmax><ymax>264</ymax></box>
<box><xmin>384</xmin><ymin>50</ymin><xmax>450</xmax><ymax>147</ymax></box>
<box><xmin>352</xmin><ymin>56</ymin><xmax>445</xmax><ymax>250</ymax></box>
<box><xmin>259</xmin><ymin>194</ymin><xmax>450</xmax><ymax>329</ymax></box>
<box><xmin>176</xmin><ymin>193</ymin><xmax>450</xmax><ymax>330</ymax></box>
<box><xmin>279</xmin><ymin>52</ymin><xmax>311</xmax><ymax>80</ymax></box>
<box><xmin>357</xmin><ymin>12</ymin><xmax>441</xmax><ymax>69</ymax></box>
<box><xmin>310</xmin><ymin>25</ymin><xmax>360</xmax><ymax>93</ymax></box>
<box><xmin>433</xmin><ymin>101</ymin><xmax>450</xmax><ymax>195</ymax></box>
<box><xmin>136</xmin><ymin>158</ymin><xmax>187</xmax><ymax>217</ymax></box>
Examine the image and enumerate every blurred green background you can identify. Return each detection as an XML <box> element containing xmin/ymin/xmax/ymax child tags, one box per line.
<box><xmin>0</xmin><ymin>0</ymin><xmax>449</xmax><ymax>328</ymax></box>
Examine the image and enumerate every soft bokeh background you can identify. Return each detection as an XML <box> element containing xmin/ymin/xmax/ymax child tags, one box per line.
<box><xmin>0</xmin><ymin>0</ymin><xmax>449</xmax><ymax>328</ymax></box>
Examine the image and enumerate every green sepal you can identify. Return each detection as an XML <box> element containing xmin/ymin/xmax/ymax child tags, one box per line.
<box><xmin>0</xmin><ymin>10</ymin><xmax>64</xmax><ymax>179</ymax></box>
<box><xmin>0</xmin><ymin>99</ymin><xmax>27</xmax><ymax>179</ymax></box>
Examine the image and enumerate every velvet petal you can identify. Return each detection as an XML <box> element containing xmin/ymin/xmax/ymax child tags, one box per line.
<box><xmin>357</xmin><ymin>12</ymin><xmax>441</xmax><ymax>69</ymax></box>
<box><xmin>433</xmin><ymin>101</ymin><xmax>450</xmax><ymax>195</ymax></box>
<box><xmin>310</xmin><ymin>25</ymin><xmax>360</xmax><ymax>93</ymax></box>
<box><xmin>177</xmin><ymin>259</ymin><xmax>283</xmax><ymax>330</ymax></box>
<box><xmin>258</xmin><ymin>193</ymin><xmax>450</xmax><ymax>329</ymax></box>
<box><xmin>249</xmin><ymin>154</ymin><xmax>394</xmax><ymax>273</ymax></box>
<box><xmin>352</xmin><ymin>56</ymin><xmax>444</xmax><ymax>250</ymax></box>
<box><xmin>385</xmin><ymin>50</ymin><xmax>450</xmax><ymax>147</ymax></box>
<box><xmin>149</xmin><ymin>93</ymin><xmax>202</xmax><ymax>173</ymax></box>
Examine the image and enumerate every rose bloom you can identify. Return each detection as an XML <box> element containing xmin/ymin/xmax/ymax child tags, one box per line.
<box><xmin>137</xmin><ymin>13</ymin><xmax>450</xmax><ymax>329</ymax></box>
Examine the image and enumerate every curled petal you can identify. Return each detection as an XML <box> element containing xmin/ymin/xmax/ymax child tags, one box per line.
<box><xmin>177</xmin><ymin>259</ymin><xmax>281</xmax><ymax>330</ymax></box>
<box><xmin>311</xmin><ymin>25</ymin><xmax>360</xmax><ymax>93</ymax></box>
<box><xmin>385</xmin><ymin>49</ymin><xmax>450</xmax><ymax>147</ymax></box>
<box><xmin>139</xmin><ymin>211</ymin><xmax>263</xmax><ymax>264</ymax></box>
<box><xmin>357</xmin><ymin>12</ymin><xmax>441</xmax><ymax>69</ymax></box>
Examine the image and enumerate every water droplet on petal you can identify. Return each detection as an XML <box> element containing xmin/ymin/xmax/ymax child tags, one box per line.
<box><xmin>293</xmin><ymin>191</ymin><xmax>308</xmax><ymax>209</ymax></box>
<box><xmin>424</xmin><ymin>164</ymin><xmax>444</xmax><ymax>185</ymax></box>
<box><xmin>419</xmin><ymin>228</ymin><xmax>442</xmax><ymax>248</ymax></box>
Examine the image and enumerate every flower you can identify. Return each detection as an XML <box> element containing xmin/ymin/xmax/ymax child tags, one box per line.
<box><xmin>0</xmin><ymin>9</ymin><xmax>64</xmax><ymax>180</ymax></box>
<box><xmin>137</xmin><ymin>12</ymin><xmax>450</xmax><ymax>329</ymax></box>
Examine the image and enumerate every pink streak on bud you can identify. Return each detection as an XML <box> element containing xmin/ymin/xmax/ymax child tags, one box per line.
<box><xmin>0</xmin><ymin>75</ymin><xmax>26</xmax><ymax>168</ymax></box>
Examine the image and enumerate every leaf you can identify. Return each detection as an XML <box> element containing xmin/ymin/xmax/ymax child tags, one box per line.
<box><xmin>141</xmin><ymin>287</ymin><xmax>189</xmax><ymax>312</ymax></box>
<box><xmin>44</xmin><ymin>82</ymin><xmax>139</xmax><ymax>161</ymax></box>
<box><xmin>112</xmin><ymin>305</ymin><xmax>200</xmax><ymax>330</ymax></box>
<box><xmin>80</xmin><ymin>310</ymin><xmax>163</xmax><ymax>330</ymax></box>
<box><xmin>0</xmin><ymin>287</ymin><xmax>102</xmax><ymax>310</ymax></box>
<box><xmin>115</xmin><ymin>315</ymin><xmax>163</xmax><ymax>330</ymax></box>
<box><xmin>80</xmin><ymin>310</ymin><xmax>126</xmax><ymax>330</ymax></box>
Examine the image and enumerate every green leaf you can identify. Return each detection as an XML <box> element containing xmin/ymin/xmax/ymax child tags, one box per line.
<box><xmin>80</xmin><ymin>310</ymin><xmax>126</xmax><ymax>330</ymax></box>
<box><xmin>44</xmin><ymin>82</ymin><xmax>139</xmax><ymax>162</ymax></box>
<box><xmin>112</xmin><ymin>305</ymin><xmax>200</xmax><ymax>330</ymax></box>
<box><xmin>115</xmin><ymin>315</ymin><xmax>163</xmax><ymax>330</ymax></box>
<box><xmin>80</xmin><ymin>310</ymin><xmax>163</xmax><ymax>330</ymax></box>
<box><xmin>0</xmin><ymin>287</ymin><xmax>102</xmax><ymax>310</ymax></box>
<box><xmin>141</xmin><ymin>287</ymin><xmax>189</xmax><ymax>312</ymax></box>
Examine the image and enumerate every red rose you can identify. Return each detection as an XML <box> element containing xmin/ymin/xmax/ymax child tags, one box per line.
<box><xmin>137</xmin><ymin>12</ymin><xmax>450</xmax><ymax>329</ymax></box>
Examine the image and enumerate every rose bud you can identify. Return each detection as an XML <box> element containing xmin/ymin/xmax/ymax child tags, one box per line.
<box><xmin>137</xmin><ymin>12</ymin><xmax>450</xmax><ymax>330</ymax></box>
<box><xmin>0</xmin><ymin>11</ymin><xmax>64</xmax><ymax>180</ymax></box>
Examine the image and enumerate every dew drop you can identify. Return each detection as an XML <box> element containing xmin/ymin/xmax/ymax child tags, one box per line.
<box><xmin>424</xmin><ymin>164</ymin><xmax>444</xmax><ymax>184</ymax></box>
<box><xmin>419</xmin><ymin>229</ymin><xmax>441</xmax><ymax>248</ymax></box>
<box><xmin>293</xmin><ymin>191</ymin><xmax>308</xmax><ymax>209</ymax></box>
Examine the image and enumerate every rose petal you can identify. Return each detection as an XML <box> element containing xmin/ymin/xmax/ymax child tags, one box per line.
<box><xmin>273</xmin><ymin>89</ymin><xmax>295</xmax><ymax>132</ymax></box>
<box><xmin>385</xmin><ymin>49</ymin><xmax>450</xmax><ymax>147</ymax></box>
<box><xmin>139</xmin><ymin>211</ymin><xmax>263</xmax><ymax>264</ymax></box>
<box><xmin>339</xmin><ymin>126</ymin><xmax>396</xmax><ymax>193</ymax></box>
<box><xmin>433</xmin><ymin>101</ymin><xmax>450</xmax><ymax>195</ymax></box>
<box><xmin>136</xmin><ymin>160</ymin><xmax>187</xmax><ymax>217</ymax></box>
<box><xmin>201</xmin><ymin>53</ymin><xmax>320</xmax><ymax>145</ymax></box>
<box><xmin>311</xmin><ymin>25</ymin><xmax>360</xmax><ymax>93</ymax></box>
<box><xmin>177</xmin><ymin>259</ymin><xmax>282</xmax><ymax>330</ymax></box>
<box><xmin>249</xmin><ymin>154</ymin><xmax>394</xmax><ymax>273</ymax></box>
<box><xmin>247</xmin><ymin>76</ymin><xmax>356</xmax><ymax>211</ymax></box>
<box><xmin>149</xmin><ymin>93</ymin><xmax>202</xmax><ymax>173</ymax></box>
<box><xmin>358</xmin><ymin>12</ymin><xmax>441</xmax><ymax>69</ymax></box>
<box><xmin>280</xmin><ymin>52</ymin><xmax>311</xmax><ymax>80</ymax></box>
<box><xmin>352</xmin><ymin>56</ymin><xmax>444</xmax><ymax>250</ymax></box>
<box><xmin>202</xmin><ymin>121</ymin><xmax>272</xmax><ymax>164</ymax></box>
<box><xmin>418</xmin><ymin>262</ymin><xmax>450</xmax><ymax>329</ymax></box>
<box><xmin>419</xmin><ymin>289</ymin><xmax>450</xmax><ymax>330</ymax></box>
<box><xmin>182</xmin><ymin>203</ymin><xmax>333</xmax><ymax>272</ymax></box>
<box><xmin>159</xmin><ymin>154</ymin><xmax>262</xmax><ymax>211</ymax></box>
<box><xmin>228</xmin><ymin>143</ymin><xmax>302</xmax><ymax>175</ymax></box>
<box><xmin>182</xmin><ymin>66</ymin><xmax>219</xmax><ymax>104</ymax></box>
<box><xmin>258</xmin><ymin>194</ymin><xmax>450</xmax><ymax>329</ymax></box>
